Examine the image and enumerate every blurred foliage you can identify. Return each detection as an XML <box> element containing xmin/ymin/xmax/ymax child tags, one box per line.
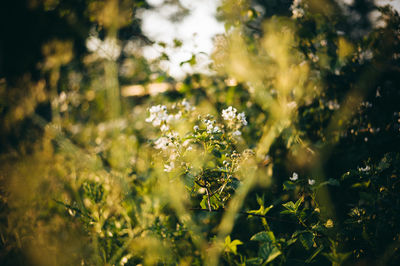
<box><xmin>1</xmin><ymin>0</ymin><xmax>400</xmax><ymax>265</ymax></box>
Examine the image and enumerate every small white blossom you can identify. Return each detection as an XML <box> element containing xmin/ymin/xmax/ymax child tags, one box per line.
<box><xmin>164</xmin><ymin>162</ymin><xmax>175</xmax><ymax>172</ymax></box>
<box><xmin>290</xmin><ymin>172</ymin><xmax>299</xmax><ymax>181</ymax></box>
<box><xmin>308</xmin><ymin>179</ymin><xmax>315</xmax><ymax>185</ymax></box>
<box><xmin>154</xmin><ymin>137</ymin><xmax>171</xmax><ymax>150</ymax></box>
<box><xmin>213</xmin><ymin>126</ymin><xmax>221</xmax><ymax>133</ymax></box>
<box><xmin>193</xmin><ymin>125</ymin><xmax>199</xmax><ymax>131</ymax></box>
<box><xmin>181</xmin><ymin>99</ymin><xmax>195</xmax><ymax>111</ymax></box>
<box><xmin>146</xmin><ymin>105</ymin><xmax>169</xmax><ymax>127</ymax></box>
<box><xmin>290</xmin><ymin>0</ymin><xmax>305</xmax><ymax>19</ymax></box>
<box><xmin>205</xmin><ymin>119</ymin><xmax>218</xmax><ymax>134</ymax></box>
<box><xmin>232</xmin><ymin>130</ymin><xmax>242</xmax><ymax>136</ymax></box>
<box><xmin>174</xmin><ymin>111</ymin><xmax>182</xmax><ymax>120</ymax></box>
<box><xmin>358</xmin><ymin>165</ymin><xmax>371</xmax><ymax>172</ymax></box>
<box><xmin>237</xmin><ymin>112</ymin><xmax>248</xmax><ymax>126</ymax></box>
<box><xmin>146</xmin><ymin>105</ymin><xmax>182</xmax><ymax>130</ymax></box>
<box><xmin>160</xmin><ymin>124</ymin><xmax>169</xmax><ymax>132</ymax></box>
<box><xmin>169</xmin><ymin>150</ymin><xmax>178</xmax><ymax>160</ymax></box>
<box><xmin>167</xmin><ymin>131</ymin><xmax>179</xmax><ymax>140</ymax></box>
<box><xmin>222</xmin><ymin>107</ymin><xmax>248</xmax><ymax>128</ymax></box>
<box><xmin>167</xmin><ymin>114</ymin><xmax>175</xmax><ymax>123</ymax></box>
<box><xmin>222</xmin><ymin>106</ymin><xmax>237</xmax><ymax>121</ymax></box>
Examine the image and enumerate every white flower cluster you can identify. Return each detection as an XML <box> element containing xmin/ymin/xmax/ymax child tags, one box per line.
<box><xmin>145</xmin><ymin>104</ymin><xmax>185</xmax><ymax>132</ymax></box>
<box><xmin>221</xmin><ymin>106</ymin><xmax>248</xmax><ymax>136</ymax></box>
<box><xmin>290</xmin><ymin>0</ymin><xmax>305</xmax><ymax>19</ymax></box>
<box><xmin>153</xmin><ymin>131</ymin><xmax>182</xmax><ymax>172</ymax></box>
<box><xmin>205</xmin><ymin>119</ymin><xmax>221</xmax><ymax>134</ymax></box>
<box><xmin>147</xmin><ymin>101</ymin><xmax>250</xmax><ymax>173</ymax></box>
<box><xmin>145</xmin><ymin>100</ymin><xmax>194</xmax><ymax>131</ymax></box>
<box><xmin>146</xmin><ymin>101</ymin><xmax>198</xmax><ymax>172</ymax></box>
<box><xmin>181</xmin><ymin>99</ymin><xmax>195</xmax><ymax>112</ymax></box>
<box><xmin>222</xmin><ymin>106</ymin><xmax>236</xmax><ymax>121</ymax></box>
<box><xmin>222</xmin><ymin>106</ymin><xmax>247</xmax><ymax>126</ymax></box>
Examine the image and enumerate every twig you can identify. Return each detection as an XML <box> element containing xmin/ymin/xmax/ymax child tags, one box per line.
<box><xmin>205</xmin><ymin>188</ymin><xmax>212</xmax><ymax>212</ymax></box>
<box><xmin>53</xmin><ymin>199</ymin><xmax>96</xmax><ymax>222</ymax></box>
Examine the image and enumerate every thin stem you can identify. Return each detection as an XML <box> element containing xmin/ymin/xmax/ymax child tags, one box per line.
<box><xmin>206</xmin><ymin>188</ymin><xmax>212</xmax><ymax>212</ymax></box>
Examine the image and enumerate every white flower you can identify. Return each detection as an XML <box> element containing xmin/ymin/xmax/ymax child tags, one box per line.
<box><xmin>358</xmin><ymin>166</ymin><xmax>370</xmax><ymax>172</ymax></box>
<box><xmin>169</xmin><ymin>150</ymin><xmax>178</xmax><ymax>160</ymax></box>
<box><xmin>213</xmin><ymin>126</ymin><xmax>221</xmax><ymax>133</ymax></box>
<box><xmin>308</xmin><ymin>179</ymin><xmax>315</xmax><ymax>185</ymax></box>
<box><xmin>164</xmin><ymin>162</ymin><xmax>175</xmax><ymax>172</ymax></box>
<box><xmin>166</xmin><ymin>114</ymin><xmax>175</xmax><ymax>123</ymax></box>
<box><xmin>167</xmin><ymin>131</ymin><xmax>179</xmax><ymax>140</ymax></box>
<box><xmin>181</xmin><ymin>99</ymin><xmax>195</xmax><ymax>111</ymax></box>
<box><xmin>174</xmin><ymin>111</ymin><xmax>182</xmax><ymax>120</ymax></box>
<box><xmin>222</xmin><ymin>107</ymin><xmax>248</xmax><ymax>127</ymax></box>
<box><xmin>154</xmin><ymin>137</ymin><xmax>170</xmax><ymax>150</ymax></box>
<box><xmin>290</xmin><ymin>0</ymin><xmax>305</xmax><ymax>19</ymax></box>
<box><xmin>292</xmin><ymin>8</ymin><xmax>305</xmax><ymax>19</ymax></box>
<box><xmin>205</xmin><ymin>119</ymin><xmax>216</xmax><ymax>134</ymax></box>
<box><xmin>232</xmin><ymin>130</ymin><xmax>242</xmax><ymax>136</ymax></box>
<box><xmin>237</xmin><ymin>112</ymin><xmax>247</xmax><ymax>126</ymax></box>
<box><xmin>290</xmin><ymin>172</ymin><xmax>299</xmax><ymax>181</ymax></box>
<box><xmin>193</xmin><ymin>125</ymin><xmax>199</xmax><ymax>131</ymax></box>
<box><xmin>146</xmin><ymin>105</ymin><xmax>169</xmax><ymax>127</ymax></box>
<box><xmin>222</xmin><ymin>106</ymin><xmax>237</xmax><ymax>121</ymax></box>
<box><xmin>160</xmin><ymin>124</ymin><xmax>169</xmax><ymax>132</ymax></box>
<box><xmin>145</xmin><ymin>105</ymin><xmax>182</xmax><ymax>129</ymax></box>
<box><xmin>186</xmin><ymin>146</ymin><xmax>193</xmax><ymax>151</ymax></box>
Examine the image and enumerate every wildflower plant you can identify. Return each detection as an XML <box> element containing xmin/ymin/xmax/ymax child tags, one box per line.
<box><xmin>146</xmin><ymin>100</ymin><xmax>252</xmax><ymax>211</ymax></box>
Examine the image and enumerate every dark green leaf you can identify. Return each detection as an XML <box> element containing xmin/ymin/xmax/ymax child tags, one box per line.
<box><xmin>250</xmin><ymin>231</ymin><xmax>275</xmax><ymax>242</ymax></box>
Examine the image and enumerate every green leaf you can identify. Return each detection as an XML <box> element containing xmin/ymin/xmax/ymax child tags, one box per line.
<box><xmin>259</xmin><ymin>243</ymin><xmax>281</xmax><ymax>263</ymax></box>
<box><xmin>244</xmin><ymin>257</ymin><xmax>264</xmax><ymax>265</ymax></box>
<box><xmin>298</xmin><ymin>232</ymin><xmax>314</xmax><ymax>250</ymax></box>
<box><xmin>256</xmin><ymin>194</ymin><xmax>264</xmax><ymax>206</ymax></box>
<box><xmin>305</xmin><ymin>245</ymin><xmax>324</xmax><ymax>263</ymax></box>
<box><xmin>224</xmin><ymin>235</ymin><xmax>243</xmax><ymax>255</ymax></box>
<box><xmin>250</xmin><ymin>231</ymin><xmax>275</xmax><ymax>242</ymax></box>
<box><xmin>212</xmin><ymin>148</ymin><xmax>222</xmax><ymax>158</ymax></box>
<box><xmin>248</xmin><ymin>204</ymin><xmax>273</xmax><ymax>216</ymax></box>
<box><xmin>323</xmin><ymin>251</ymin><xmax>351</xmax><ymax>264</ymax></box>
<box><xmin>351</xmin><ymin>180</ymin><xmax>371</xmax><ymax>188</ymax></box>
<box><xmin>286</xmin><ymin>237</ymin><xmax>297</xmax><ymax>246</ymax></box>
<box><xmin>318</xmin><ymin>178</ymin><xmax>340</xmax><ymax>188</ymax></box>
<box><xmin>294</xmin><ymin>197</ymin><xmax>303</xmax><ymax>210</ymax></box>
<box><xmin>282</xmin><ymin>201</ymin><xmax>296</xmax><ymax>211</ymax></box>
<box><xmin>200</xmin><ymin>196</ymin><xmax>208</xmax><ymax>209</ymax></box>
<box><xmin>283</xmin><ymin>181</ymin><xmax>297</xmax><ymax>191</ymax></box>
